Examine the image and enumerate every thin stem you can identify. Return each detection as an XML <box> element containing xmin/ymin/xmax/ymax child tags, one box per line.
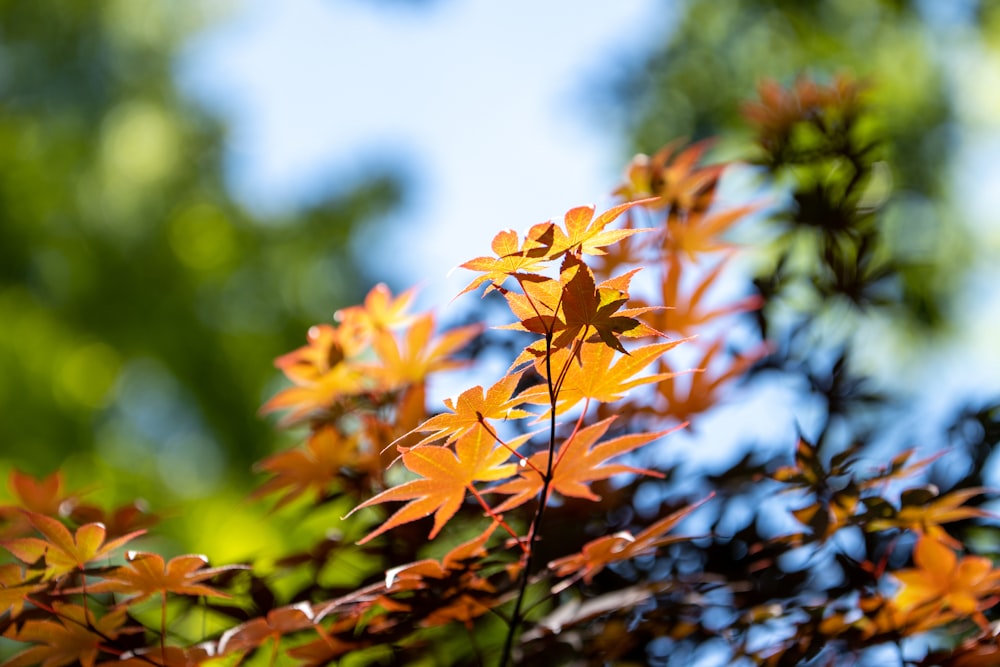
<box><xmin>478</xmin><ymin>419</ymin><xmax>544</xmax><ymax>477</ymax></box>
<box><xmin>550</xmin><ymin>334</ymin><xmax>585</xmax><ymax>400</ymax></box>
<box><xmin>160</xmin><ymin>591</ymin><xmax>167</xmax><ymax>660</ymax></box>
<box><xmin>467</xmin><ymin>486</ymin><xmax>526</xmax><ymax>552</ymax></box>
<box><xmin>499</xmin><ymin>332</ymin><xmax>559</xmax><ymax>666</ymax></box>
<box><xmin>553</xmin><ymin>397</ymin><xmax>591</xmax><ymax>470</ymax></box>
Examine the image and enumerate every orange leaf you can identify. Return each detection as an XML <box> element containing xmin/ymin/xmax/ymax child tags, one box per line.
<box><xmin>645</xmin><ymin>256</ymin><xmax>763</xmax><ymax>338</ymax></box>
<box><xmin>334</xmin><ymin>282</ymin><xmax>418</xmax><ymax>334</ymax></box>
<box><xmin>520</xmin><ymin>340</ymin><xmax>686</xmax><ymax>417</ymax></box>
<box><xmin>3</xmin><ymin>602</ymin><xmax>128</xmax><ymax>667</ymax></box>
<box><xmin>218</xmin><ymin>602</ymin><xmax>316</xmax><ymax>656</ymax></box>
<box><xmin>457</xmin><ymin>228</ymin><xmax>552</xmax><ymax>296</ymax></box>
<box><xmin>3</xmin><ymin>511</ymin><xmax>144</xmax><ymax>581</ymax></box>
<box><xmin>653</xmin><ymin>340</ymin><xmax>764</xmax><ymax>423</ymax></box>
<box><xmin>491</xmin><ymin>417</ymin><xmax>673</xmax><ymax>512</ymax></box>
<box><xmin>891</xmin><ymin>534</ymin><xmax>1000</xmax><ymax>631</ymax></box>
<box><xmin>870</xmin><ymin>486</ymin><xmax>994</xmax><ymax>547</ymax></box>
<box><xmin>549</xmin><ymin>495</ymin><xmax>711</xmax><ymax>584</ymax></box>
<box><xmin>8</xmin><ymin>470</ymin><xmax>73</xmax><ymax>516</ymax></box>
<box><xmin>251</xmin><ymin>427</ymin><xmax>366</xmax><ymax>510</ymax></box>
<box><xmin>349</xmin><ymin>428</ymin><xmax>528</xmax><ymax>544</ymax></box>
<box><xmin>407</xmin><ymin>371</ymin><xmax>533</xmax><ymax>448</ymax></box>
<box><xmin>0</xmin><ymin>563</ymin><xmax>46</xmax><ymax>618</ymax></box>
<box><xmin>663</xmin><ymin>204</ymin><xmax>757</xmax><ymax>261</ymax></box>
<box><xmin>547</xmin><ymin>200</ymin><xmax>655</xmax><ymax>258</ymax></box>
<box><xmin>371</xmin><ymin>313</ymin><xmax>482</xmax><ymax>388</ymax></box>
<box><xmin>86</xmin><ymin>551</ymin><xmax>243</xmax><ymax>604</ymax></box>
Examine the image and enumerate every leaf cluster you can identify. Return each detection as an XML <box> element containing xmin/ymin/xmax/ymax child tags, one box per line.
<box><xmin>3</xmin><ymin>76</ymin><xmax>1000</xmax><ymax>667</ymax></box>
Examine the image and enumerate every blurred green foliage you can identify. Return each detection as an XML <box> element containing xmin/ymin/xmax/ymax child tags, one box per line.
<box><xmin>602</xmin><ymin>0</ymin><xmax>1000</xmax><ymax>330</ymax></box>
<box><xmin>0</xmin><ymin>2</ymin><xmax>405</xmax><ymax>515</ymax></box>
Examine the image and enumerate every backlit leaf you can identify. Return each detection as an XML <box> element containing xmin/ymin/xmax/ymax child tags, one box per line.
<box><xmin>349</xmin><ymin>429</ymin><xmax>529</xmax><ymax>544</ymax></box>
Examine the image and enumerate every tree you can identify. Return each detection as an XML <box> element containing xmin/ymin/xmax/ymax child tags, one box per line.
<box><xmin>2</xmin><ymin>76</ymin><xmax>999</xmax><ymax>666</ymax></box>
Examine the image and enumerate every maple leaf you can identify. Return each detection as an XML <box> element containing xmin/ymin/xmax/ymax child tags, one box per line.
<box><xmin>653</xmin><ymin>340</ymin><xmax>764</xmax><ymax>423</ymax></box>
<box><xmin>2</xmin><ymin>602</ymin><xmax>129</xmax><ymax>667</ymax></box>
<box><xmin>7</xmin><ymin>470</ymin><xmax>75</xmax><ymax>516</ymax></box>
<box><xmin>742</xmin><ymin>75</ymin><xmax>864</xmax><ymax>152</ymax></box>
<box><xmin>0</xmin><ymin>563</ymin><xmax>46</xmax><ymax>618</ymax></box>
<box><xmin>456</xmin><ymin>201</ymin><xmax>654</xmax><ymax>296</ymax></box>
<box><xmin>251</xmin><ymin>426</ymin><xmax>367</xmax><ymax>510</ymax></box>
<box><xmin>407</xmin><ymin>371</ymin><xmax>533</xmax><ymax>448</ymax></box>
<box><xmin>370</xmin><ymin>312</ymin><xmax>482</xmax><ymax>389</ymax></box>
<box><xmin>285</xmin><ymin>626</ymin><xmax>364</xmax><ymax>666</ymax></box>
<box><xmin>218</xmin><ymin>602</ymin><xmax>316</xmax><ymax>657</ymax></box>
<box><xmin>457</xmin><ymin>228</ymin><xmax>552</xmax><ymax>296</ymax></box>
<box><xmin>499</xmin><ymin>257</ymin><xmax>658</xmax><ymax>356</ymax></box>
<box><xmin>270</xmin><ymin>323</ymin><xmax>346</xmax><ymax>386</ymax></box>
<box><xmin>421</xmin><ymin>593</ymin><xmax>493</xmax><ymax>629</ymax></box>
<box><xmin>498</xmin><ymin>274</ymin><xmax>564</xmax><ymax>337</ymax></box>
<box><xmin>547</xmin><ymin>200</ymin><xmax>655</xmax><ymax>258</ymax></box>
<box><xmin>663</xmin><ymin>204</ymin><xmax>757</xmax><ymax>261</ymax></box>
<box><xmin>890</xmin><ymin>534</ymin><xmax>1000</xmax><ymax>631</ymax></box>
<box><xmin>334</xmin><ymin>282</ymin><xmax>417</xmax><ymax>334</ymax></box>
<box><xmin>68</xmin><ymin>501</ymin><xmax>160</xmax><ymax>541</ymax></box>
<box><xmin>99</xmin><ymin>645</ymin><xmax>219</xmax><ymax>667</ymax></box>
<box><xmin>491</xmin><ymin>417</ymin><xmax>673</xmax><ymax>512</ymax></box>
<box><xmin>643</xmin><ymin>256</ymin><xmax>763</xmax><ymax>338</ymax></box>
<box><xmin>86</xmin><ymin>551</ymin><xmax>243</xmax><ymax>604</ymax></box>
<box><xmin>868</xmin><ymin>486</ymin><xmax>994</xmax><ymax>548</ymax></box>
<box><xmin>385</xmin><ymin>522</ymin><xmax>497</xmax><ymax>589</ymax></box>
<box><xmin>519</xmin><ymin>340</ymin><xmax>686</xmax><ymax>417</ymax></box>
<box><xmin>615</xmin><ymin>140</ymin><xmax>725</xmax><ymax>213</ymax></box>
<box><xmin>259</xmin><ymin>324</ymin><xmax>370</xmax><ymax>426</ymax></box>
<box><xmin>554</xmin><ymin>254</ymin><xmax>657</xmax><ymax>353</ymax></box>
<box><xmin>349</xmin><ymin>428</ymin><xmax>528</xmax><ymax>544</ymax></box>
<box><xmin>2</xmin><ymin>511</ymin><xmax>144</xmax><ymax>580</ymax></box>
<box><xmin>548</xmin><ymin>496</ymin><xmax>710</xmax><ymax>584</ymax></box>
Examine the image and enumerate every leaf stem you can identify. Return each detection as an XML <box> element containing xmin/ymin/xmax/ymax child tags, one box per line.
<box><xmin>478</xmin><ymin>419</ymin><xmax>544</xmax><ymax>477</ymax></box>
<box><xmin>467</xmin><ymin>486</ymin><xmax>526</xmax><ymax>553</ymax></box>
<box><xmin>499</xmin><ymin>332</ymin><xmax>559</xmax><ymax>666</ymax></box>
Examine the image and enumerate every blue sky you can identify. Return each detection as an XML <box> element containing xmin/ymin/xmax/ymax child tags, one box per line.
<box><xmin>181</xmin><ymin>0</ymin><xmax>668</xmax><ymax>297</ymax></box>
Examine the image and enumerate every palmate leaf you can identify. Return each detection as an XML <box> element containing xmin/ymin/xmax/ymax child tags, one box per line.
<box><xmin>663</xmin><ymin>204</ymin><xmax>758</xmax><ymax>261</ymax></box>
<box><xmin>349</xmin><ymin>428</ymin><xmax>529</xmax><ymax>544</ymax></box>
<box><xmin>642</xmin><ymin>256</ymin><xmax>763</xmax><ymax>338</ymax></box>
<box><xmin>334</xmin><ymin>282</ymin><xmax>418</xmax><ymax>334</ymax></box>
<box><xmin>87</xmin><ymin>551</ymin><xmax>243</xmax><ymax>604</ymax></box>
<box><xmin>2</xmin><ymin>602</ymin><xmax>130</xmax><ymax>667</ymax></box>
<box><xmin>868</xmin><ymin>486</ymin><xmax>994</xmax><ymax>547</ymax></box>
<box><xmin>555</xmin><ymin>254</ymin><xmax>656</xmax><ymax>353</ymax></box>
<box><xmin>384</xmin><ymin>522</ymin><xmax>496</xmax><ymax>589</ymax></box>
<box><xmin>546</xmin><ymin>200</ymin><xmax>655</xmax><ymax>258</ymax></box>
<box><xmin>406</xmin><ymin>371</ymin><xmax>533</xmax><ymax>448</ymax></box>
<box><xmin>456</xmin><ymin>201</ymin><xmax>655</xmax><ymax>297</ymax></box>
<box><xmin>0</xmin><ymin>563</ymin><xmax>46</xmax><ymax>618</ymax></box>
<box><xmin>457</xmin><ymin>228</ymin><xmax>552</xmax><ymax>297</ymax></box>
<box><xmin>519</xmin><ymin>340</ymin><xmax>687</xmax><ymax>417</ymax></box>
<box><xmin>652</xmin><ymin>339</ymin><xmax>764</xmax><ymax>423</ymax></box>
<box><xmin>370</xmin><ymin>312</ymin><xmax>482</xmax><ymax>389</ymax></box>
<box><xmin>98</xmin><ymin>645</ymin><xmax>219</xmax><ymax>667</ymax></box>
<box><xmin>217</xmin><ymin>602</ymin><xmax>316</xmax><ymax>657</ymax></box>
<box><xmin>2</xmin><ymin>511</ymin><xmax>145</xmax><ymax>581</ymax></box>
<box><xmin>7</xmin><ymin>470</ymin><xmax>73</xmax><ymax>517</ymax></box>
<box><xmin>490</xmin><ymin>417</ymin><xmax>674</xmax><ymax>512</ymax></box>
<box><xmin>251</xmin><ymin>426</ymin><xmax>366</xmax><ymax>510</ymax></box>
<box><xmin>259</xmin><ymin>332</ymin><xmax>370</xmax><ymax>427</ymax></box>
<box><xmin>890</xmin><ymin>534</ymin><xmax>1000</xmax><ymax>631</ymax></box>
<box><xmin>548</xmin><ymin>496</ymin><xmax>711</xmax><ymax>584</ymax></box>
<box><xmin>500</xmin><ymin>255</ymin><xmax>659</xmax><ymax>356</ymax></box>
<box><xmin>615</xmin><ymin>140</ymin><xmax>724</xmax><ymax>213</ymax></box>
